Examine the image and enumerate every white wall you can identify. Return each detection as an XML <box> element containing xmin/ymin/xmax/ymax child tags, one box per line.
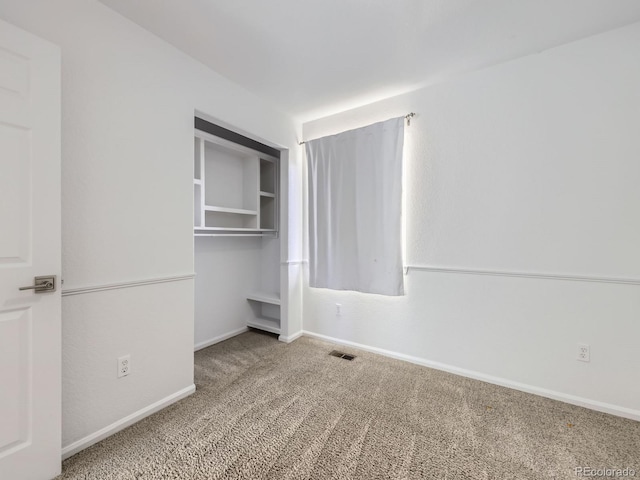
<box><xmin>302</xmin><ymin>22</ymin><xmax>640</xmax><ymax>419</ymax></box>
<box><xmin>0</xmin><ymin>0</ymin><xmax>300</xmax><ymax>451</ymax></box>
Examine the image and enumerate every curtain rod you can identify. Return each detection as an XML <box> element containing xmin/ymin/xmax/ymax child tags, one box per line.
<box><xmin>298</xmin><ymin>112</ymin><xmax>415</xmax><ymax>145</ymax></box>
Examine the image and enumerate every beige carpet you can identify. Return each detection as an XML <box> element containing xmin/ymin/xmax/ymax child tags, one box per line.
<box><xmin>57</xmin><ymin>331</ymin><xmax>640</xmax><ymax>479</ymax></box>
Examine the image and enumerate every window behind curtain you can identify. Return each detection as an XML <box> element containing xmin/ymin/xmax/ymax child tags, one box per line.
<box><xmin>306</xmin><ymin>117</ymin><xmax>405</xmax><ymax>296</ymax></box>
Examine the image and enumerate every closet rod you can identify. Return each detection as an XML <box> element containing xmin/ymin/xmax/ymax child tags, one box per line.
<box><xmin>298</xmin><ymin>112</ymin><xmax>415</xmax><ymax>145</ymax></box>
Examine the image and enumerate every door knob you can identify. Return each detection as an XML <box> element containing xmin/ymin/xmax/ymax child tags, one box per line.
<box><xmin>19</xmin><ymin>275</ymin><xmax>57</xmax><ymax>293</ymax></box>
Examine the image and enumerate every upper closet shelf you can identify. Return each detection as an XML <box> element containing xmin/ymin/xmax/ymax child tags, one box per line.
<box><xmin>204</xmin><ymin>205</ymin><xmax>257</xmax><ymax>215</ymax></box>
<box><xmin>194</xmin><ymin>129</ymin><xmax>279</xmax><ymax>236</ymax></box>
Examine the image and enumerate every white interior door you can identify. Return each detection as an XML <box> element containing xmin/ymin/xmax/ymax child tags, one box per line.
<box><xmin>0</xmin><ymin>18</ymin><xmax>61</xmax><ymax>480</ymax></box>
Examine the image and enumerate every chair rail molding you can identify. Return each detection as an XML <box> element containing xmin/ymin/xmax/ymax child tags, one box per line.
<box><xmin>61</xmin><ymin>274</ymin><xmax>196</xmax><ymax>297</ymax></box>
<box><xmin>403</xmin><ymin>265</ymin><xmax>640</xmax><ymax>286</ymax></box>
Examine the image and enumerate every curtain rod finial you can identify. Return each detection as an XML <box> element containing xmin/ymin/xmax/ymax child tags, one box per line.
<box><xmin>405</xmin><ymin>112</ymin><xmax>416</xmax><ymax>126</ymax></box>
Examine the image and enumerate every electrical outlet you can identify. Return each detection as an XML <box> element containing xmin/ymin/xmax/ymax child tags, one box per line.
<box><xmin>117</xmin><ymin>355</ymin><xmax>131</xmax><ymax>378</ymax></box>
<box><xmin>335</xmin><ymin>303</ymin><xmax>342</xmax><ymax>316</ymax></box>
<box><xmin>577</xmin><ymin>344</ymin><xmax>590</xmax><ymax>362</ymax></box>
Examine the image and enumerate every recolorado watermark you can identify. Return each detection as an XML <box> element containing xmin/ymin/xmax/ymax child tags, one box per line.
<box><xmin>575</xmin><ymin>467</ymin><xmax>636</xmax><ymax>477</ymax></box>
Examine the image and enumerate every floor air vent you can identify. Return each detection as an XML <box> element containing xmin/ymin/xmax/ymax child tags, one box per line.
<box><xmin>329</xmin><ymin>350</ymin><xmax>356</xmax><ymax>361</ymax></box>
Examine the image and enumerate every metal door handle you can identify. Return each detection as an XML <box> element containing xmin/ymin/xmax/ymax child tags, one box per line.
<box><xmin>20</xmin><ymin>281</ymin><xmax>52</xmax><ymax>290</ymax></box>
<box><xmin>19</xmin><ymin>275</ymin><xmax>57</xmax><ymax>293</ymax></box>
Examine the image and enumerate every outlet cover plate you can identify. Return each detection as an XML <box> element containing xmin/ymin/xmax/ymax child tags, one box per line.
<box><xmin>577</xmin><ymin>344</ymin><xmax>590</xmax><ymax>362</ymax></box>
<box><xmin>117</xmin><ymin>354</ymin><xmax>131</xmax><ymax>378</ymax></box>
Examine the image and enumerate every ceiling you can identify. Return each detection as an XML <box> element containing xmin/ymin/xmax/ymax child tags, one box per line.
<box><xmin>98</xmin><ymin>0</ymin><xmax>640</xmax><ymax>122</ymax></box>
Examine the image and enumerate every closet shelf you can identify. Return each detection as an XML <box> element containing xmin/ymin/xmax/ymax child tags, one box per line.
<box><xmin>247</xmin><ymin>317</ymin><xmax>280</xmax><ymax>334</ymax></box>
<box><xmin>195</xmin><ymin>227</ymin><xmax>275</xmax><ymax>232</ymax></box>
<box><xmin>247</xmin><ymin>293</ymin><xmax>281</xmax><ymax>305</ymax></box>
<box><xmin>204</xmin><ymin>205</ymin><xmax>257</xmax><ymax>215</ymax></box>
<box><xmin>195</xmin><ymin>132</ymin><xmax>278</xmax><ymax>233</ymax></box>
<box><xmin>195</xmin><ymin>233</ymin><xmax>266</xmax><ymax>237</ymax></box>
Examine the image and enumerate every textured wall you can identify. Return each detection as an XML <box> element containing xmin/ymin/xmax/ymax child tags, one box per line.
<box><xmin>0</xmin><ymin>0</ymin><xmax>299</xmax><ymax>449</ymax></box>
<box><xmin>302</xmin><ymin>22</ymin><xmax>640</xmax><ymax>418</ymax></box>
<box><xmin>194</xmin><ymin>237</ymin><xmax>261</xmax><ymax>347</ymax></box>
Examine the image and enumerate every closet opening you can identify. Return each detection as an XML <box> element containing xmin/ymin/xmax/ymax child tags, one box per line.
<box><xmin>193</xmin><ymin>114</ymin><xmax>286</xmax><ymax>352</ymax></box>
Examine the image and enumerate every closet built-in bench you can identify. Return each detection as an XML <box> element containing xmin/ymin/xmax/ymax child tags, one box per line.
<box><xmin>246</xmin><ymin>293</ymin><xmax>281</xmax><ymax>334</ymax></box>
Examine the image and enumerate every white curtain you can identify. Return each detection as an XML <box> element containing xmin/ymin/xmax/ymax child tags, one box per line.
<box><xmin>306</xmin><ymin>117</ymin><xmax>405</xmax><ymax>296</ymax></box>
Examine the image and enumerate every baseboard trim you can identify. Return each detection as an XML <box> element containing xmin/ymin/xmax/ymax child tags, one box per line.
<box><xmin>194</xmin><ymin>327</ymin><xmax>248</xmax><ymax>352</ymax></box>
<box><xmin>278</xmin><ymin>330</ymin><xmax>303</xmax><ymax>343</ymax></box>
<box><xmin>61</xmin><ymin>384</ymin><xmax>196</xmax><ymax>460</ymax></box>
<box><xmin>302</xmin><ymin>331</ymin><xmax>640</xmax><ymax>422</ymax></box>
